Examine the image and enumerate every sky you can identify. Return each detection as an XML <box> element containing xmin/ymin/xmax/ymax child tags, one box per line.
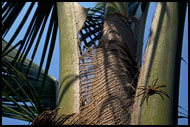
<box><xmin>2</xmin><ymin>2</ymin><xmax>188</xmax><ymax>125</ymax></box>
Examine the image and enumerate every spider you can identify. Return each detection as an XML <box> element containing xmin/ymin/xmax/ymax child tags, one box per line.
<box><xmin>136</xmin><ymin>77</ymin><xmax>169</xmax><ymax>107</ymax></box>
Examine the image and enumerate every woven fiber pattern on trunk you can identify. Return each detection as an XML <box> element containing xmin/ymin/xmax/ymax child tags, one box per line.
<box><xmin>69</xmin><ymin>42</ymin><xmax>137</xmax><ymax>125</ymax></box>
<box><xmin>68</xmin><ymin>14</ymin><xmax>138</xmax><ymax>125</ymax></box>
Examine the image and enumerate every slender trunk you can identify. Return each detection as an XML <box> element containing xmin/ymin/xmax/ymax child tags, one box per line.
<box><xmin>130</xmin><ymin>2</ymin><xmax>186</xmax><ymax>125</ymax></box>
<box><xmin>56</xmin><ymin>2</ymin><xmax>88</xmax><ymax>115</ymax></box>
<box><xmin>57</xmin><ymin>2</ymin><xmax>80</xmax><ymax>115</ymax></box>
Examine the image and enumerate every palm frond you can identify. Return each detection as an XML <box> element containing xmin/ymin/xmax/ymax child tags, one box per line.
<box><xmin>78</xmin><ymin>2</ymin><xmax>142</xmax><ymax>54</ymax></box>
<box><xmin>2</xmin><ymin>40</ymin><xmax>58</xmax><ymax>120</ymax></box>
<box><xmin>2</xmin><ymin>58</ymin><xmax>40</xmax><ymax>121</ymax></box>
<box><xmin>31</xmin><ymin>108</ymin><xmax>75</xmax><ymax>125</ymax></box>
<box><xmin>2</xmin><ymin>2</ymin><xmax>57</xmax><ymax>101</ymax></box>
<box><xmin>78</xmin><ymin>2</ymin><xmax>104</xmax><ymax>53</ymax></box>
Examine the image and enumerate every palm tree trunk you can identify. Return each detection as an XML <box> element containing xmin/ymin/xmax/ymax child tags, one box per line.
<box><xmin>56</xmin><ymin>2</ymin><xmax>88</xmax><ymax>115</ymax></box>
<box><xmin>77</xmin><ymin>10</ymin><xmax>140</xmax><ymax>125</ymax></box>
<box><xmin>57</xmin><ymin>2</ymin><xmax>80</xmax><ymax>115</ymax></box>
<box><xmin>130</xmin><ymin>2</ymin><xmax>187</xmax><ymax>125</ymax></box>
<box><xmin>95</xmin><ymin>14</ymin><xmax>139</xmax><ymax>124</ymax></box>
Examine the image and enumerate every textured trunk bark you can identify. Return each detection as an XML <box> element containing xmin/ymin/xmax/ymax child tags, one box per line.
<box><xmin>73</xmin><ymin>14</ymin><xmax>139</xmax><ymax>125</ymax></box>
<box><xmin>92</xmin><ymin>14</ymin><xmax>138</xmax><ymax>125</ymax></box>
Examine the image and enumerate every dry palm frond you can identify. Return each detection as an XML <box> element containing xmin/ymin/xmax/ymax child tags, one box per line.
<box><xmin>31</xmin><ymin>108</ymin><xmax>75</xmax><ymax>125</ymax></box>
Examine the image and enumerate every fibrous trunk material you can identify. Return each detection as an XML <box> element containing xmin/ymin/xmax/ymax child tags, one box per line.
<box><xmin>65</xmin><ymin>14</ymin><xmax>139</xmax><ymax>125</ymax></box>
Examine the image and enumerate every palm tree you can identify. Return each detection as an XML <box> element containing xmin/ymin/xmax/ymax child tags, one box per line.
<box><xmin>2</xmin><ymin>2</ymin><xmax>187</xmax><ymax>125</ymax></box>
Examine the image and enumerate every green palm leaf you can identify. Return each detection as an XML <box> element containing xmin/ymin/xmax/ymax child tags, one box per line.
<box><xmin>2</xmin><ymin>40</ymin><xmax>57</xmax><ymax>121</ymax></box>
<box><xmin>2</xmin><ymin>2</ymin><xmax>57</xmax><ymax>98</ymax></box>
<box><xmin>2</xmin><ymin>59</ymin><xmax>39</xmax><ymax>121</ymax></box>
<box><xmin>2</xmin><ymin>1</ymin><xmax>57</xmax><ymax>108</ymax></box>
